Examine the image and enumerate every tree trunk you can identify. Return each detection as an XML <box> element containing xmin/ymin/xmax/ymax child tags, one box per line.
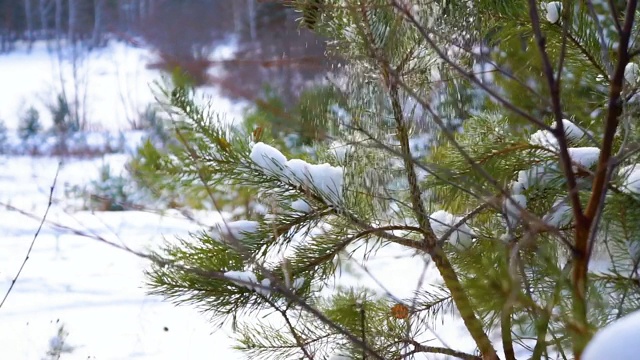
<box><xmin>232</xmin><ymin>0</ymin><xmax>242</xmax><ymax>34</ymax></box>
<box><xmin>24</xmin><ymin>0</ymin><xmax>34</xmax><ymax>47</ymax></box>
<box><xmin>68</xmin><ymin>0</ymin><xmax>77</xmax><ymax>43</ymax></box>
<box><xmin>248</xmin><ymin>0</ymin><xmax>256</xmax><ymax>42</ymax></box>
<box><xmin>54</xmin><ymin>0</ymin><xmax>62</xmax><ymax>43</ymax></box>
<box><xmin>92</xmin><ymin>0</ymin><xmax>104</xmax><ymax>47</ymax></box>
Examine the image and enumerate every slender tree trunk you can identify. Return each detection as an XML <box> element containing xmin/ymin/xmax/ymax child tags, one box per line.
<box><xmin>248</xmin><ymin>0</ymin><xmax>256</xmax><ymax>42</ymax></box>
<box><xmin>92</xmin><ymin>0</ymin><xmax>104</xmax><ymax>47</ymax></box>
<box><xmin>24</xmin><ymin>0</ymin><xmax>34</xmax><ymax>48</ymax></box>
<box><xmin>54</xmin><ymin>0</ymin><xmax>62</xmax><ymax>44</ymax></box>
<box><xmin>68</xmin><ymin>0</ymin><xmax>77</xmax><ymax>43</ymax></box>
<box><xmin>232</xmin><ymin>0</ymin><xmax>242</xmax><ymax>34</ymax></box>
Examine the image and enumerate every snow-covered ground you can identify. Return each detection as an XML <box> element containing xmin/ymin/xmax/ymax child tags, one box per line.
<box><xmin>0</xmin><ymin>40</ymin><xmax>244</xmax><ymax>132</ymax></box>
<box><xmin>0</xmin><ymin>40</ymin><xmax>248</xmax><ymax>359</ymax></box>
<box><xmin>0</xmin><ymin>155</ymin><xmax>246</xmax><ymax>359</ymax></box>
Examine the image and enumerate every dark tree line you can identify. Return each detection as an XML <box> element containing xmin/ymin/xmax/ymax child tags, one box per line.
<box><xmin>0</xmin><ymin>0</ymin><xmax>331</xmax><ymax>106</ymax></box>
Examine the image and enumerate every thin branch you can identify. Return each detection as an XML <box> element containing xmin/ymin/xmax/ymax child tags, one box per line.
<box><xmin>262</xmin><ymin>296</ymin><xmax>315</xmax><ymax>360</ymax></box>
<box><xmin>0</xmin><ymin>163</ymin><xmax>60</xmax><ymax>310</ymax></box>
<box><xmin>578</xmin><ymin>1</ymin><xmax>638</xmax><ymax>355</ymax></box>
<box><xmin>390</xmin><ymin>0</ymin><xmax>554</xmax><ymax>132</ymax></box>
<box><xmin>393</xmin><ymin>339</ymin><xmax>482</xmax><ymax>360</ymax></box>
<box><xmin>527</xmin><ymin>0</ymin><xmax>586</xmax><ymax>232</ymax></box>
<box><xmin>436</xmin><ymin>203</ymin><xmax>489</xmax><ymax>247</ymax></box>
<box><xmin>586</xmin><ymin>0</ymin><xmax>614</xmax><ymax>75</ymax></box>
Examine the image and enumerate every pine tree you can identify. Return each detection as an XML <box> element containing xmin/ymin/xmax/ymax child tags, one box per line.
<box><xmin>145</xmin><ymin>1</ymin><xmax>640</xmax><ymax>359</ymax></box>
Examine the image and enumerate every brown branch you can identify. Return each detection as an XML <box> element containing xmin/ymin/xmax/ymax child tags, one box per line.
<box><xmin>527</xmin><ymin>0</ymin><xmax>586</xmax><ymax>232</ymax></box>
<box><xmin>0</xmin><ymin>163</ymin><xmax>60</xmax><ymax>310</ymax></box>
<box><xmin>577</xmin><ymin>0</ymin><xmax>638</xmax><ymax>356</ymax></box>
<box><xmin>393</xmin><ymin>339</ymin><xmax>482</xmax><ymax>360</ymax></box>
<box><xmin>355</xmin><ymin>4</ymin><xmax>499</xmax><ymax>358</ymax></box>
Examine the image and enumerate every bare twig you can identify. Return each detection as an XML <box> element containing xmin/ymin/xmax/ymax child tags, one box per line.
<box><xmin>0</xmin><ymin>163</ymin><xmax>61</xmax><ymax>310</ymax></box>
<box><xmin>393</xmin><ymin>338</ymin><xmax>482</xmax><ymax>360</ymax></box>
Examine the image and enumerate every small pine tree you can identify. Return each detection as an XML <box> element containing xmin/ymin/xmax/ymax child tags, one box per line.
<box><xmin>17</xmin><ymin>106</ymin><xmax>42</xmax><ymax>141</ymax></box>
<box><xmin>144</xmin><ymin>1</ymin><xmax>640</xmax><ymax>359</ymax></box>
<box><xmin>0</xmin><ymin>119</ymin><xmax>8</xmax><ymax>154</ymax></box>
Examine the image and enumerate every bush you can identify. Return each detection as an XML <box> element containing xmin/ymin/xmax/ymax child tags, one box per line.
<box><xmin>66</xmin><ymin>163</ymin><xmax>136</xmax><ymax>211</ymax></box>
<box><xmin>50</xmin><ymin>94</ymin><xmax>78</xmax><ymax>134</ymax></box>
<box><xmin>17</xmin><ymin>106</ymin><xmax>42</xmax><ymax>141</ymax></box>
<box><xmin>0</xmin><ymin>119</ymin><xmax>8</xmax><ymax>154</ymax></box>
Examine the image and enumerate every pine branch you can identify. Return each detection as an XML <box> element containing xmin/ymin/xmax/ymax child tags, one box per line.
<box><xmin>577</xmin><ymin>1</ymin><xmax>638</xmax><ymax>355</ymax></box>
<box><xmin>389</xmin><ymin>0</ymin><xmax>554</xmax><ymax>132</ymax></box>
<box><xmin>356</xmin><ymin>5</ymin><xmax>499</xmax><ymax>357</ymax></box>
<box><xmin>526</xmin><ymin>0</ymin><xmax>586</xmax><ymax>234</ymax></box>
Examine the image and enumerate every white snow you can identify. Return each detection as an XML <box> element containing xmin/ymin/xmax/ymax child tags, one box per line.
<box><xmin>225</xmin><ymin>271</ymin><xmax>259</xmax><ymax>290</ymax></box>
<box><xmin>0</xmin><ymin>157</ymin><xmax>243</xmax><ymax>359</ymax></box>
<box><xmin>512</xmin><ymin>164</ymin><xmax>557</xmax><ymax>193</ymax></box>
<box><xmin>529</xmin><ymin>119</ymin><xmax>586</xmax><ymax>150</ymax></box>
<box><xmin>429</xmin><ymin>210</ymin><xmax>474</xmax><ymax>249</ymax></box>
<box><xmin>568</xmin><ymin>147</ymin><xmax>600</xmax><ymax>168</ymax></box>
<box><xmin>250</xmin><ymin>142</ymin><xmax>287</xmax><ymax>176</ymax></box>
<box><xmin>250</xmin><ymin>142</ymin><xmax>345</xmax><ymax>204</ymax></box>
<box><xmin>619</xmin><ymin>164</ymin><xmax>640</xmax><ymax>194</ymax></box>
<box><xmin>625</xmin><ymin>62</ymin><xmax>640</xmax><ymax>86</ymax></box>
<box><xmin>215</xmin><ymin>220</ymin><xmax>259</xmax><ymax>241</ymax></box>
<box><xmin>562</xmin><ymin>119</ymin><xmax>587</xmax><ymax>141</ymax></box>
<box><xmin>530</xmin><ymin>129</ymin><xmax>559</xmax><ymax>150</ymax></box>
<box><xmin>291</xmin><ymin>199</ymin><xmax>312</xmax><ymax>213</ymax></box>
<box><xmin>504</xmin><ymin>194</ymin><xmax>527</xmax><ymax>229</ymax></box>
<box><xmin>223</xmin><ymin>271</ymin><xmax>272</xmax><ymax>296</ymax></box>
<box><xmin>543</xmin><ymin>198</ymin><xmax>573</xmax><ymax>228</ymax></box>
<box><xmin>292</xmin><ymin>277</ymin><xmax>305</xmax><ymax>291</ymax></box>
<box><xmin>0</xmin><ymin>40</ymin><xmax>244</xmax><ymax>132</ymax></box>
<box><xmin>290</xmin><ymin>162</ymin><xmax>344</xmax><ymax>204</ymax></box>
<box><xmin>546</xmin><ymin>2</ymin><xmax>562</xmax><ymax>24</ymax></box>
<box><xmin>583</xmin><ymin>309</ymin><xmax>640</xmax><ymax>360</ymax></box>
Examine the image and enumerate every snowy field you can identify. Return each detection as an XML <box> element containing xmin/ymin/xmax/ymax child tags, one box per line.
<box><xmin>0</xmin><ymin>155</ymin><xmax>248</xmax><ymax>359</ymax></box>
<box><xmin>0</xmin><ymin>40</ymin><xmax>248</xmax><ymax>359</ymax></box>
<box><xmin>0</xmin><ymin>40</ymin><xmax>244</xmax><ymax>131</ymax></box>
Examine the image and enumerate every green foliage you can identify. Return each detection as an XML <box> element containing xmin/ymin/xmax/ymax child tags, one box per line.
<box><xmin>17</xmin><ymin>106</ymin><xmax>42</xmax><ymax>141</ymax></box>
<box><xmin>144</xmin><ymin>1</ymin><xmax>640</xmax><ymax>359</ymax></box>
<box><xmin>66</xmin><ymin>163</ymin><xmax>135</xmax><ymax>212</ymax></box>
<box><xmin>50</xmin><ymin>94</ymin><xmax>78</xmax><ymax>134</ymax></box>
<box><xmin>244</xmin><ymin>84</ymin><xmax>345</xmax><ymax>147</ymax></box>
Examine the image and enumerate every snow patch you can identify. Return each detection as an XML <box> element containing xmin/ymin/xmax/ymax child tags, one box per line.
<box><xmin>568</xmin><ymin>147</ymin><xmax>600</xmax><ymax>168</ymax></box>
<box><xmin>504</xmin><ymin>194</ymin><xmax>527</xmax><ymax>229</ymax></box>
<box><xmin>625</xmin><ymin>62</ymin><xmax>640</xmax><ymax>86</ymax></box>
<box><xmin>291</xmin><ymin>199</ymin><xmax>312</xmax><ymax>213</ymax></box>
<box><xmin>215</xmin><ymin>220</ymin><xmax>259</xmax><ymax>241</ymax></box>
<box><xmin>619</xmin><ymin>164</ymin><xmax>640</xmax><ymax>194</ymax></box>
<box><xmin>224</xmin><ymin>270</ymin><xmax>271</xmax><ymax>296</ymax></box>
<box><xmin>543</xmin><ymin>198</ymin><xmax>572</xmax><ymax>228</ymax></box>
<box><xmin>530</xmin><ymin>129</ymin><xmax>558</xmax><ymax>150</ymax></box>
<box><xmin>251</xmin><ymin>142</ymin><xmax>345</xmax><ymax>204</ymax></box>
<box><xmin>429</xmin><ymin>210</ymin><xmax>474</xmax><ymax>249</ymax></box>
<box><xmin>545</xmin><ymin>2</ymin><xmax>562</xmax><ymax>24</ymax></box>
<box><xmin>250</xmin><ymin>142</ymin><xmax>287</xmax><ymax>175</ymax></box>
<box><xmin>583</xmin><ymin>309</ymin><xmax>640</xmax><ymax>360</ymax></box>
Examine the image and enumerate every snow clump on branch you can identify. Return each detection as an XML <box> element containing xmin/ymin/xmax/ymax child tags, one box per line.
<box><xmin>583</xmin><ymin>309</ymin><xmax>640</xmax><ymax>360</ymax></box>
<box><xmin>429</xmin><ymin>210</ymin><xmax>475</xmax><ymax>249</ymax></box>
<box><xmin>250</xmin><ymin>142</ymin><xmax>344</xmax><ymax>204</ymax></box>
<box><xmin>545</xmin><ymin>2</ymin><xmax>562</xmax><ymax>24</ymax></box>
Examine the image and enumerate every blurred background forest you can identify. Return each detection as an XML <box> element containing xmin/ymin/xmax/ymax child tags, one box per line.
<box><xmin>0</xmin><ymin>0</ymin><xmax>331</xmax><ymax>106</ymax></box>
